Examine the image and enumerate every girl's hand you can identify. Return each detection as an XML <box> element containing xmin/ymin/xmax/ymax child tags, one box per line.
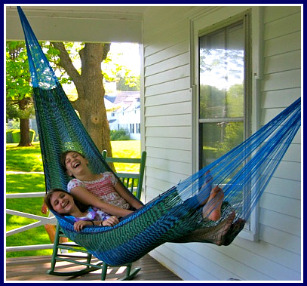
<box><xmin>74</xmin><ymin>220</ymin><xmax>92</xmax><ymax>232</ymax></box>
<box><xmin>102</xmin><ymin>216</ymin><xmax>119</xmax><ymax>227</ymax></box>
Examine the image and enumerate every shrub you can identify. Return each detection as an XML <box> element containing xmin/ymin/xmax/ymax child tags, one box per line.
<box><xmin>110</xmin><ymin>129</ymin><xmax>130</xmax><ymax>141</ymax></box>
<box><xmin>7</xmin><ymin>129</ymin><xmax>36</xmax><ymax>143</ymax></box>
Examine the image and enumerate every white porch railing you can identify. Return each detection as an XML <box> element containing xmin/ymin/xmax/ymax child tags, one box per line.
<box><xmin>6</xmin><ymin>192</ymin><xmax>56</xmax><ymax>252</ymax></box>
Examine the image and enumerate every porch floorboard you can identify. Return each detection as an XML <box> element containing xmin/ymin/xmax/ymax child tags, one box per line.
<box><xmin>6</xmin><ymin>254</ymin><xmax>182</xmax><ymax>281</ymax></box>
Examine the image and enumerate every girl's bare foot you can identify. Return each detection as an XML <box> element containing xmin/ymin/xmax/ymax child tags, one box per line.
<box><xmin>202</xmin><ymin>186</ymin><xmax>224</xmax><ymax>221</ymax></box>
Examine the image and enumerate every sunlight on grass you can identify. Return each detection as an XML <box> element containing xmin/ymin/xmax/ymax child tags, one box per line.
<box><xmin>111</xmin><ymin>141</ymin><xmax>141</xmax><ymax>173</ymax></box>
<box><xmin>6</xmin><ymin>143</ymin><xmax>43</xmax><ymax>172</ymax></box>
<box><xmin>6</xmin><ymin>173</ymin><xmax>45</xmax><ymax>194</ymax></box>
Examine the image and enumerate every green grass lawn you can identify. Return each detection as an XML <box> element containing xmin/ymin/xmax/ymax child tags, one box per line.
<box><xmin>6</xmin><ymin>140</ymin><xmax>141</xmax><ymax>258</ymax></box>
<box><xmin>6</xmin><ymin>143</ymin><xmax>44</xmax><ymax>172</ymax></box>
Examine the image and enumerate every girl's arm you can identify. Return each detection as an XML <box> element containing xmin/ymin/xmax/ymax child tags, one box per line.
<box><xmin>74</xmin><ymin>216</ymin><xmax>119</xmax><ymax>231</ymax></box>
<box><xmin>114</xmin><ymin>182</ymin><xmax>143</xmax><ymax>209</ymax></box>
<box><xmin>70</xmin><ymin>186</ymin><xmax>133</xmax><ymax>217</ymax></box>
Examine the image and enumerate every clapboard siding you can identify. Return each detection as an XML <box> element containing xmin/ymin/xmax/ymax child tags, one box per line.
<box><xmin>145</xmin><ymin>41</ymin><xmax>189</xmax><ymax>67</ymax></box>
<box><xmin>280</xmin><ymin>142</ymin><xmax>301</xmax><ymax>162</ymax></box>
<box><xmin>266</xmin><ymin>177</ymin><xmax>301</xmax><ymax>199</ymax></box>
<box><xmin>146</xmin><ymin>114</ymin><xmax>192</xmax><ymax>127</ymax></box>
<box><xmin>258</xmin><ymin>6</ymin><xmax>301</xmax><ymax>280</ymax></box>
<box><xmin>264</xmin><ymin>50</ymin><xmax>301</xmax><ymax>74</ymax></box>
<box><xmin>262</xmin><ymin>88</ymin><xmax>301</xmax><ymax>108</ymax></box>
<box><xmin>146</xmin><ymin>146</ymin><xmax>191</xmax><ymax>163</ymax></box>
<box><xmin>260</xmin><ymin>192</ymin><xmax>300</xmax><ymax>218</ymax></box>
<box><xmin>262</xmin><ymin>70</ymin><xmax>301</xmax><ymax>91</ymax></box>
<box><xmin>143</xmin><ymin>7</ymin><xmax>193</xmax><ymax>204</ymax></box>
<box><xmin>272</xmin><ymin>161</ymin><xmax>301</xmax><ymax>181</ymax></box>
<box><xmin>145</xmin><ymin>137</ymin><xmax>191</xmax><ymax>152</ymax></box>
<box><xmin>262</xmin><ymin>106</ymin><xmax>301</xmax><ymax>125</ymax></box>
<box><xmin>145</xmin><ymin>53</ymin><xmax>190</xmax><ymax>77</ymax></box>
<box><xmin>264</xmin><ymin>6</ymin><xmax>301</xmax><ymax>22</ymax></box>
<box><xmin>264</xmin><ymin>31</ymin><xmax>301</xmax><ymax>57</ymax></box>
<box><xmin>145</xmin><ymin>77</ymin><xmax>190</xmax><ymax>96</ymax></box>
<box><xmin>263</xmin><ymin>13</ymin><xmax>301</xmax><ymax>41</ymax></box>
<box><xmin>259</xmin><ymin>209</ymin><xmax>301</xmax><ymax>236</ymax></box>
<box><xmin>146</xmin><ymin>65</ymin><xmax>190</xmax><ymax>87</ymax></box>
<box><xmin>145</xmin><ymin>101</ymin><xmax>191</xmax><ymax>116</ymax></box>
<box><xmin>146</xmin><ymin>89</ymin><xmax>191</xmax><ymax>107</ymax></box>
<box><xmin>143</xmin><ymin>5</ymin><xmax>301</xmax><ymax>281</ymax></box>
<box><xmin>146</xmin><ymin>166</ymin><xmax>186</xmax><ymax>188</ymax></box>
<box><xmin>146</xmin><ymin>126</ymin><xmax>191</xmax><ymax>138</ymax></box>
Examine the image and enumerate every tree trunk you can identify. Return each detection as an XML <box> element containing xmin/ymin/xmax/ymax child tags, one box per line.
<box><xmin>18</xmin><ymin>97</ymin><xmax>32</xmax><ymax>146</ymax></box>
<box><xmin>76</xmin><ymin>43</ymin><xmax>112</xmax><ymax>154</ymax></box>
<box><xmin>52</xmin><ymin>42</ymin><xmax>112</xmax><ymax>155</ymax></box>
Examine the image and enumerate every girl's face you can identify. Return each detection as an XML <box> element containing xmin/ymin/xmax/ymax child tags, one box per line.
<box><xmin>50</xmin><ymin>191</ymin><xmax>75</xmax><ymax>215</ymax></box>
<box><xmin>64</xmin><ymin>151</ymin><xmax>89</xmax><ymax>177</ymax></box>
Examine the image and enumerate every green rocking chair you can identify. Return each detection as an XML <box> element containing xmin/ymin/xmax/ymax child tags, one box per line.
<box><xmin>47</xmin><ymin>150</ymin><xmax>146</xmax><ymax>280</ymax></box>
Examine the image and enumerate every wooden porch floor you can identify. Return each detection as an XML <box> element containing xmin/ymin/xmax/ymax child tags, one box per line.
<box><xmin>6</xmin><ymin>254</ymin><xmax>182</xmax><ymax>281</ymax></box>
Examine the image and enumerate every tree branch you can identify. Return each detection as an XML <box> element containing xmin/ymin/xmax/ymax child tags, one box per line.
<box><xmin>51</xmin><ymin>42</ymin><xmax>81</xmax><ymax>83</ymax></box>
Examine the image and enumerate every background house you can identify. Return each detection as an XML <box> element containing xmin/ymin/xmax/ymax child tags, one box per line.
<box><xmin>6</xmin><ymin>5</ymin><xmax>302</xmax><ymax>281</ymax></box>
<box><xmin>105</xmin><ymin>91</ymin><xmax>141</xmax><ymax>140</ymax></box>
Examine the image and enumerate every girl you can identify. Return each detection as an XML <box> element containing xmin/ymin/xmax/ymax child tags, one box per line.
<box><xmin>61</xmin><ymin>150</ymin><xmax>224</xmax><ymax>222</ymax></box>
<box><xmin>44</xmin><ymin>188</ymin><xmax>119</xmax><ymax>232</ymax></box>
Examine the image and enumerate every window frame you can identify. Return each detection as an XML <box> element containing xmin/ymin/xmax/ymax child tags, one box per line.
<box><xmin>191</xmin><ymin>7</ymin><xmax>263</xmax><ymax>241</ymax></box>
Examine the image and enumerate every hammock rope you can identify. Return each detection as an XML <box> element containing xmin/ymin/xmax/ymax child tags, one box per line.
<box><xmin>17</xmin><ymin>6</ymin><xmax>301</xmax><ymax>266</ymax></box>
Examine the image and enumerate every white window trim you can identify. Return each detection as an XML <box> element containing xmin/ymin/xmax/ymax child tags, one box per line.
<box><xmin>190</xmin><ymin>6</ymin><xmax>264</xmax><ymax>242</ymax></box>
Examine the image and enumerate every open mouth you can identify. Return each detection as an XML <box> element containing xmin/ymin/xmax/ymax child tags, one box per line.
<box><xmin>72</xmin><ymin>161</ymin><xmax>81</xmax><ymax>169</ymax></box>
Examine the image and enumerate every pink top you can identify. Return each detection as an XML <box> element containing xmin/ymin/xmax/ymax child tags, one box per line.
<box><xmin>67</xmin><ymin>172</ymin><xmax>130</xmax><ymax>209</ymax></box>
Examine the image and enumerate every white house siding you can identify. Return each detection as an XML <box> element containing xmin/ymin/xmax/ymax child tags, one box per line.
<box><xmin>143</xmin><ymin>6</ymin><xmax>195</xmax><ymax>202</ymax></box>
<box><xmin>143</xmin><ymin>5</ymin><xmax>301</xmax><ymax>281</ymax></box>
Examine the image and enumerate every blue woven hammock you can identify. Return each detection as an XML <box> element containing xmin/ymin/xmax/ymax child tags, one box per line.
<box><xmin>17</xmin><ymin>7</ymin><xmax>301</xmax><ymax>266</ymax></box>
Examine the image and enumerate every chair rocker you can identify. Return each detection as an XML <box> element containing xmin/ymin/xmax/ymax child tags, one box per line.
<box><xmin>47</xmin><ymin>150</ymin><xmax>146</xmax><ymax>280</ymax></box>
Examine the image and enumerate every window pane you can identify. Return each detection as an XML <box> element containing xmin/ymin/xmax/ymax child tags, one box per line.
<box><xmin>199</xmin><ymin>22</ymin><xmax>244</xmax><ymax>119</ymax></box>
<box><xmin>200</xmin><ymin>121</ymin><xmax>244</xmax><ymax>169</ymax></box>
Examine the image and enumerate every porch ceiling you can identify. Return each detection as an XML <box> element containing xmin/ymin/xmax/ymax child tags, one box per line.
<box><xmin>6</xmin><ymin>5</ymin><xmax>148</xmax><ymax>43</ymax></box>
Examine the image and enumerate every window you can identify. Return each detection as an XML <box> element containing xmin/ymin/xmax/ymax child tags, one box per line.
<box><xmin>198</xmin><ymin>19</ymin><xmax>249</xmax><ymax>170</ymax></box>
<box><xmin>136</xmin><ymin>123</ymin><xmax>140</xmax><ymax>134</ymax></box>
<box><xmin>130</xmin><ymin>124</ymin><xmax>135</xmax><ymax>134</ymax></box>
<box><xmin>196</xmin><ymin>13</ymin><xmax>258</xmax><ymax>240</ymax></box>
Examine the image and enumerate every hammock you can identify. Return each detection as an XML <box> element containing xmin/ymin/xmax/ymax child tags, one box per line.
<box><xmin>17</xmin><ymin>7</ymin><xmax>301</xmax><ymax>266</ymax></box>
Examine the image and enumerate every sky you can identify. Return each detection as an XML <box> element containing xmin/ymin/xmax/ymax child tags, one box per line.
<box><xmin>108</xmin><ymin>42</ymin><xmax>141</xmax><ymax>76</ymax></box>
